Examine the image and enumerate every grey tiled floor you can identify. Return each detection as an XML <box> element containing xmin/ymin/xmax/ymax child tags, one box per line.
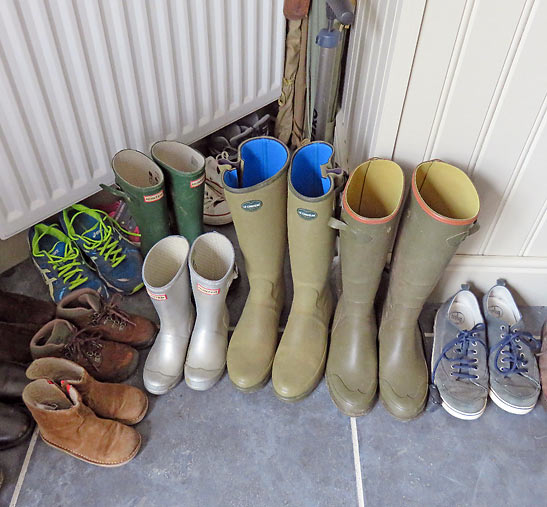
<box><xmin>0</xmin><ymin>224</ymin><xmax>546</xmax><ymax>507</ymax></box>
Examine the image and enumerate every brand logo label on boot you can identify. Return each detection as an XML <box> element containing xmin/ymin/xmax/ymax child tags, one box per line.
<box><xmin>241</xmin><ymin>200</ymin><xmax>263</xmax><ymax>212</ymax></box>
<box><xmin>197</xmin><ymin>283</ymin><xmax>220</xmax><ymax>295</ymax></box>
<box><xmin>297</xmin><ymin>208</ymin><xmax>317</xmax><ymax>220</ymax></box>
<box><xmin>143</xmin><ymin>190</ymin><xmax>164</xmax><ymax>203</ymax></box>
<box><xmin>147</xmin><ymin>290</ymin><xmax>167</xmax><ymax>301</ymax></box>
<box><xmin>190</xmin><ymin>173</ymin><xmax>205</xmax><ymax>188</ymax></box>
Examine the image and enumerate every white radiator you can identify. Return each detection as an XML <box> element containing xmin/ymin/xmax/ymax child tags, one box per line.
<box><xmin>0</xmin><ymin>0</ymin><xmax>285</xmax><ymax>239</ymax></box>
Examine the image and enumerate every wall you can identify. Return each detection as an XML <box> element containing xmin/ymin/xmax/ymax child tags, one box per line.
<box><xmin>336</xmin><ymin>0</ymin><xmax>547</xmax><ymax>304</ymax></box>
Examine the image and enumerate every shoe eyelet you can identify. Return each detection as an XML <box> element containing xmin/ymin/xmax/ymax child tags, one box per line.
<box><xmin>472</xmin><ymin>341</ymin><xmax>477</xmax><ymax>346</ymax></box>
<box><xmin>473</xmin><ymin>375</ymin><xmax>479</xmax><ymax>379</ymax></box>
<box><xmin>515</xmin><ymin>338</ymin><xmax>520</xmax><ymax>343</ymax></box>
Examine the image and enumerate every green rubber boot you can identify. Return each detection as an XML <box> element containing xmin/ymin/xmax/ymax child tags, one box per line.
<box><xmin>151</xmin><ymin>141</ymin><xmax>206</xmax><ymax>244</ymax></box>
<box><xmin>223</xmin><ymin>137</ymin><xmax>290</xmax><ymax>392</ymax></box>
<box><xmin>327</xmin><ymin>159</ymin><xmax>405</xmax><ymax>416</ymax></box>
<box><xmin>272</xmin><ymin>141</ymin><xmax>342</xmax><ymax>402</ymax></box>
<box><xmin>378</xmin><ymin>160</ymin><xmax>480</xmax><ymax>420</ymax></box>
<box><xmin>104</xmin><ymin>150</ymin><xmax>170</xmax><ymax>256</ymax></box>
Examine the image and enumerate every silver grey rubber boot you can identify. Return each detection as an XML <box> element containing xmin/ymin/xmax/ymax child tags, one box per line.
<box><xmin>185</xmin><ymin>232</ymin><xmax>237</xmax><ymax>391</ymax></box>
<box><xmin>142</xmin><ymin>236</ymin><xmax>195</xmax><ymax>395</ymax></box>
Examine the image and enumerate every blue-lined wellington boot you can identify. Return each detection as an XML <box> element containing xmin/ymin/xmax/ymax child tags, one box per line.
<box><xmin>60</xmin><ymin>204</ymin><xmax>144</xmax><ymax>296</ymax></box>
<box><xmin>223</xmin><ymin>137</ymin><xmax>290</xmax><ymax>392</ymax></box>
<box><xmin>272</xmin><ymin>141</ymin><xmax>343</xmax><ymax>402</ymax></box>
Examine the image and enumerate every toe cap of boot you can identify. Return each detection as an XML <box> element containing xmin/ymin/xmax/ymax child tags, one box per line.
<box><xmin>326</xmin><ymin>373</ymin><xmax>377</xmax><ymax>417</ymax></box>
<box><xmin>184</xmin><ymin>364</ymin><xmax>224</xmax><ymax>391</ymax></box>
<box><xmin>379</xmin><ymin>379</ymin><xmax>427</xmax><ymax>421</ymax></box>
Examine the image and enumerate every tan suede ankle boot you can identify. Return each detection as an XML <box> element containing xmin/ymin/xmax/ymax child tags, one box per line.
<box><xmin>26</xmin><ymin>357</ymin><xmax>148</xmax><ymax>425</ymax></box>
<box><xmin>23</xmin><ymin>379</ymin><xmax>141</xmax><ymax>467</ymax></box>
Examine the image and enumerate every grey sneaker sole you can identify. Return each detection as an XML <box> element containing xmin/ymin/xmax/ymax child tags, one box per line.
<box><xmin>489</xmin><ymin>388</ymin><xmax>537</xmax><ymax>415</ymax></box>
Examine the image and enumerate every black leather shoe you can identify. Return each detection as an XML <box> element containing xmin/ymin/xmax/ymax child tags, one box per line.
<box><xmin>0</xmin><ymin>402</ymin><xmax>33</xmax><ymax>450</ymax></box>
<box><xmin>0</xmin><ymin>361</ymin><xmax>29</xmax><ymax>401</ymax></box>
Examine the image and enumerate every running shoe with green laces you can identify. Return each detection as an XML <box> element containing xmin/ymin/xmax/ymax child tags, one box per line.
<box><xmin>29</xmin><ymin>224</ymin><xmax>108</xmax><ymax>303</ymax></box>
<box><xmin>59</xmin><ymin>204</ymin><xmax>144</xmax><ymax>295</ymax></box>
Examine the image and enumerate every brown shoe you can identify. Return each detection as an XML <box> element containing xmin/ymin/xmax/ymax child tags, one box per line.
<box><xmin>26</xmin><ymin>357</ymin><xmax>148</xmax><ymax>425</ymax></box>
<box><xmin>30</xmin><ymin>320</ymin><xmax>138</xmax><ymax>383</ymax></box>
<box><xmin>0</xmin><ymin>290</ymin><xmax>56</xmax><ymax>326</ymax></box>
<box><xmin>23</xmin><ymin>379</ymin><xmax>141</xmax><ymax>467</ymax></box>
<box><xmin>0</xmin><ymin>322</ymin><xmax>38</xmax><ymax>364</ymax></box>
<box><xmin>56</xmin><ymin>289</ymin><xmax>157</xmax><ymax>349</ymax></box>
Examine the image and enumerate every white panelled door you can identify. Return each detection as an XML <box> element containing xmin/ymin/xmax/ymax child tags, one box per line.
<box><xmin>337</xmin><ymin>0</ymin><xmax>547</xmax><ymax>304</ymax></box>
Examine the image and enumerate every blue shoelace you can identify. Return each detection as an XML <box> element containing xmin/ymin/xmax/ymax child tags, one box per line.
<box><xmin>431</xmin><ymin>323</ymin><xmax>487</xmax><ymax>384</ymax></box>
<box><xmin>491</xmin><ymin>329</ymin><xmax>540</xmax><ymax>376</ymax></box>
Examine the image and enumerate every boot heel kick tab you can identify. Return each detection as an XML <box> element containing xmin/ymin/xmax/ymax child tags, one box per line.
<box><xmin>100</xmin><ymin>184</ymin><xmax>130</xmax><ymax>202</ymax></box>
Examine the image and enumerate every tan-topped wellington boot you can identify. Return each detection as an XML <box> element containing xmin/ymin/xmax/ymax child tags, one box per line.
<box><xmin>56</xmin><ymin>288</ymin><xmax>157</xmax><ymax>349</ymax></box>
<box><xmin>26</xmin><ymin>357</ymin><xmax>148</xmax><ymax>425</ymax></box>
<box><xmin>326</xmin><ymin>159</ymin><xmax>405</xmax><ymax>416</ymax></box>
<box><xmin>223</xmin><ymin>137</ymin><xmax>290</xmax><ymax>392</ymax></box>
<box><xmin>378</xmin><ymin>160</ymin><xmax>480</xmax><ymax>420</ymax></box>
<box><xmin>272</xmin><ymin>141</ymin><xmax>341</xmax><ymax>402</ymax></box>
<box><xmin>23</xmin><ymin>379</ymin><xmax>141</xmax><ymax>467</ymax></box>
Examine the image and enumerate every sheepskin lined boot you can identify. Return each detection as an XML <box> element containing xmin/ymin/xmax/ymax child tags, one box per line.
<box><xmin>26</xmin><ymin>357</ymin><xmax>148</xmax><ymax>425</ymax></box>
<box><xmin>378</xmin><ymin>160</ymin><xmax>480</xmax><ymax>420</ymax></box>
<box><xmin>327</xmin><ymin>159</ymin><xmax>405</xmax><ymax>416</ymax></box>
<box><xmin>223</xmin><ymin>136</ymin><xmax>290</xmax><ymax>392</ymax></box>
<box><xmin>23</xmin><ymin>379</ymin><xmax>141</xmax><ymax>467</ymax></box>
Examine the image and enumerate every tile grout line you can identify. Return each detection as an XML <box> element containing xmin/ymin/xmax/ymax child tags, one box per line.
<box><xmin>350</xmin><ymin>417</ymin><xmax>365</xmax><ymax>507</ymax></box>
<box><xmin>9</xmin><ymin>427</ymin><xmax>39</xmax><ymax>507</ymax></box>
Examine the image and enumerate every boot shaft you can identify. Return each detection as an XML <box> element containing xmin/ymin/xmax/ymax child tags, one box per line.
<box><xmin>142</xmin><ymin>235</ymin><xmax>194</xmax><ymax>334</ymax></box>
<box><xmin>223</xmin><ymin>136</ymin><xmax>290</xmax><ymax>284</ymax></box>
<box><xmin>287</xmin><ymin>142</ymin><xmax>338</xmax><ymax>290</ymax></box>
<box><xmin>335</xmin><ymin>159</ymin><xmax>405</xmax><ymax>309</ymax></box>
<box><xmin>387</xmin><ymin>160</ymin><xmax>480</xmax><ymax>307</ymax></box>
<box><xmin>110</xmin><ymin>149</ymin><xmax>171</xmax><ymax>255</ymax></box>
<box><xmin>151</xmin><ymin>141</ymin><xmax>206</xmax><ymax>244</ymax></box>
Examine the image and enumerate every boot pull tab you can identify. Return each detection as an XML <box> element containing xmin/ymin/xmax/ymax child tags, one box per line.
<box><xmin>461</xmin><ymin>283</ymin><xmax>471</xmax><ymax>291</ymax></box>
<box><xmin>328</xmin><ymin>217</ymin><xmax>348</xmax><ymax>231</ymax></box>
<box><xmin>218</xmin><ymin>158</ymin><xmax>243</xmax><ymax>188</ymax></box>
<box><xmin>446</xmin><ymin>220</ymin><xmax>480</xmax><ymax>246</ymax></box>
<box><xmin>100</xmin><ymin>184</ymin><xmax>131</xmax><ymax>203</ymax></box>
<box><xmin>321</xmin><ymin>164</ymin><xmax>346</xmax><ymax>189</ymax></box>
<box><xmin>496</xmin><ymin>278</ymin><xmax>507</xmax><ymax>287</ymax></box>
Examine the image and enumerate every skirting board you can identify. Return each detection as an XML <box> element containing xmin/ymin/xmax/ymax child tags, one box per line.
<box><xmin>430</xmin><ymin>254</ymin><xmax>547</xmax><ymax>306</ymax></box>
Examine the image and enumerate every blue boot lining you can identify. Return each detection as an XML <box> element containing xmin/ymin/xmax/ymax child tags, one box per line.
<box><xmin>223</xmin><ymin>138</ymin><xmax>288</xmax><ymax>189</ymax></box>
<box><xmin>291</xmin><ymin>143</ymin><xmax>333</xmax><ymax>197</ymax></box>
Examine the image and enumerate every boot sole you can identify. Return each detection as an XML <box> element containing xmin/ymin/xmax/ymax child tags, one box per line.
<box><xmin>489</xmin><ymin>388</ymin><xmax>537</xmax><ymax>415</ymax></box>
<box><xmin>230</xmin><ymin>373</ymin><xmax>270</xmax><ymax>394</ymax></box>
<box><xmin>325</xmin><ymin>374</ymin><xmax>376</xmax><ymax>417</ymax></box>
<box><xmin>440</xmin><ymin>398</ymin><xmax>486</xmax><ymax>420</ymax></box>
<box><xmin>40</xmin><ymin>432</ymin><xmax>141</xmax><ymax>467</ymax></box>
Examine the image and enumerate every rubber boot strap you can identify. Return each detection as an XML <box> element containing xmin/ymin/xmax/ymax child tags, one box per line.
<box><xmin>100</xmin><ymin>183</ymin><xmax>131</xmax><ymax>202</ymax></box>
<box><xmin>446</xmin><ymin>220</ymin><xmax>480</xmax><ymax>246</ymax></box>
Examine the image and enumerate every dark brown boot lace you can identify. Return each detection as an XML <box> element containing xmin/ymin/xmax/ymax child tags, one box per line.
<box><xmin>89</xmin><ymin>294</ymin><xmax>135</xmax><ymax>331</ymax></box>
<box><xmin>62</xmin><ymin>328</ymin><xmax>104</xmax><ymax>371</ymax></box>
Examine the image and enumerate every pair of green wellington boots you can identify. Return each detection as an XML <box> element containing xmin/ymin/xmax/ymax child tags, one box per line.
<box><xmin>326</xmin><ymin>159</ymin><xmax>480</xmax><ymax>420</ymax></box>
<box><xmin>102</xmin><ymin>142</ymin><xmax>206</xmax><ymax>255</ymax></box>
<box><xmin>223</xmin><ymin>137</ymin><xmax>343</xmax><ymax>401</ymax></box>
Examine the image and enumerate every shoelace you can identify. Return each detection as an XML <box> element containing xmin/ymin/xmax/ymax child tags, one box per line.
<box><xmin>431</xmin><ymin>323</ymin><xmax>487</xmax><ymax>384</ymax></box>
<box><xmin>491</xmin><ymin>329</ymin><xmax>541</xmax><ymax>376</ymax></box>
<box><xmin>68</xmin><ymin>210</ymin><xmax>129</xmax><ymax>268</ymax></box>
<box><xmin>90</xmin><ymin>294</ymin><xmax>135</xmax><ymax>329</ymax></box>
<box><xmin>34</xmin><ymin>228</ymin><xmax>89</xmax><ymax>291</ymax></box>
<box><xmin>62</xmin><ymin>328</ymin><xmax>104</xmax><ymax>371</ymax></box>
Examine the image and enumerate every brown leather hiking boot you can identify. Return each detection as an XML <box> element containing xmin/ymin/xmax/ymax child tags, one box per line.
<box><xmin>56</xmin><ymin>289</ymin><xmax>157</xmax><ymax>349</ymax></box>
<box><xmin>26</xmin><ymin>357</ymin><xmax>148</xmax><ymax>425</ymax></box>
<box><xmin>23</xmin><ymin>379</ymin><xmax>141</xmax><ymax>467</ymax></box>
<box><xmin>30</xmin><ymin>320</ymin><xmax>138</xmax><ymax>382</ymax></box>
